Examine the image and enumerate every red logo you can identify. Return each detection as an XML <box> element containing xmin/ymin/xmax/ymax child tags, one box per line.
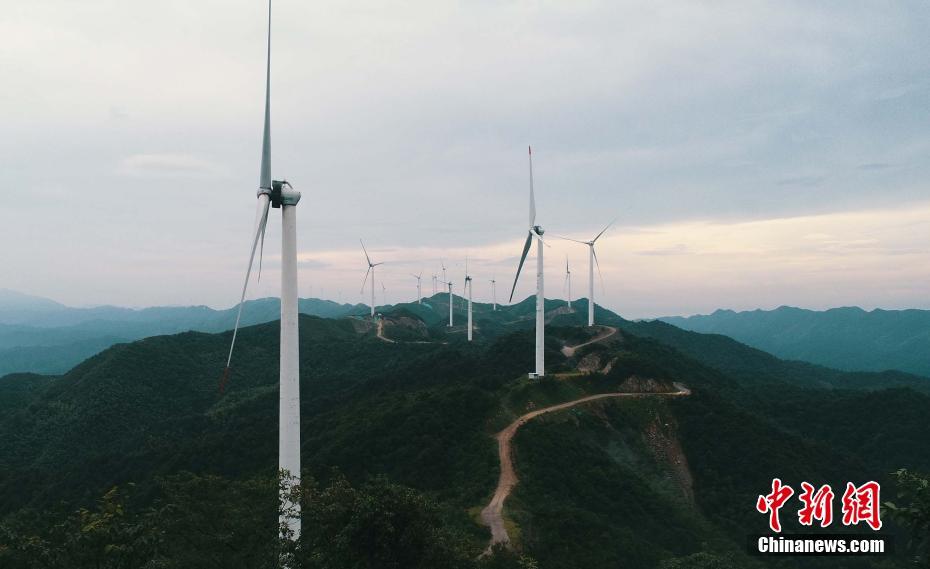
<box><xmin>756</xmin><ymin>479</ymin><xmax>881</xmax><ymax>532</ymax></box>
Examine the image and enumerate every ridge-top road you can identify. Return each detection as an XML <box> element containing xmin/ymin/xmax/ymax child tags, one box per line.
<box><xmin>560</xmin><ymin>325</ymin><xmax>617</xmax><ymax>357</ymax></box>
<box><xmin>480</xmin><ymin>382</ymin><xmax>691</xmax><ymax>550</ymax></box>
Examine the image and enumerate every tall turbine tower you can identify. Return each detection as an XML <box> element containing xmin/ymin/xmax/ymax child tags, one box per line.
<box><xmin>464</xmin><ymin>258</ymin><xmax>473</xmax><ymax>341</ymax></box>
<box><xmin>509</xmin><ymin>146</ymin><xmax>545</xmax><ymax>378</ymax></box>
<box><xmin>360</xmin><ymin>239</ymin><xmax>383</xmax><ymax>318</ymax></box>
<box><xmin>222</xmin><ymin>0</ymin><xmax>302</xmax><ymax>544</ymax></box>
<box><xmin>557</xmin><ymin>219</ymin><xmax>614</xmax><ymax>326</ymax></box>
<box><xmin>490</xmin><ymin>277</ymin><xmax>497</xmax><ymax>311</ymax></box>
<box><xmin>564</xmin><ymin>257</ymin><xmax>572</xmax><ymax>309</ymax></box>
<box><xmin>412</xmin><ymin>272</ymin><xmax>423</xmax><ymax>304</ymax></box>
<box><xmin>440</xmin><ymin>280</ymin><xmax>454</xmax><ymax>326</ymax></box>
<box><xmin>432</xmin><ymin>274</ymin><xmax>438</xmax><ymax>296</ymax></box>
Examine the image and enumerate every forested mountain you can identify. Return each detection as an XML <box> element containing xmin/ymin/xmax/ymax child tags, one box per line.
<box><xmin>0</xmin><ymin>291</ymin><xmax>366</xmax><ymax>376</ymax></box>
<box><xmin>660</xmin><ymin>306</ymin><xmax>930</xmax><ymax>377</ymax></box>
<box><xmin>0</xmin><ymin>298</ymin><xmax>927</xmax><ymax>568</ymax></box>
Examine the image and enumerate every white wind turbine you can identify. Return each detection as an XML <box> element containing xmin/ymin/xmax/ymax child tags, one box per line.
<box><xmin>431</xmin><ymin>274</ymin><xmax>438</xmax><ymax>296</ymax></box>
<box><xmin>439</xmin><ymin>279</ymin><xmax>454</xmax><ymax>326</ymax></box>
<box><xmin>509</xmin><ymin>146</ymin><xmax>546</xmax><ymax>378</ymax></box>
<box><xmin>557</xmin><ymin>219</ymin><xmax>614</xmax><ymax>326</ymax></box>
<box><xmin>222</xmin><ymin>0</ymin><xmax>302</xmax><ymax>545</ymax></box>
<box><xmin>464</xmin><ymin>258</ymin><xmax>473</xmax><ymax>341</ymax></box>
<box><xmin>490</xmin><ymin>276</ymin><xmax>497</xmax><ymax>311</ymax></box>
<box><xmin>564</xmin><ymin>257</ymin><xmax>572</xmax><ymax>309</ymax></box>
<box><xmin>360</xmin><ymin>239</ymin><xmax>383</xmax><ymax>318</ymax></box>
<box><xmin>381</xmin><ymin>281</ymin><xmax>387</xmax><ymax>307</ymax></box>
<box><xmin>412</xmin><ymin>271</ymin><xmax>423</xmax><ymax>304</ymax></box>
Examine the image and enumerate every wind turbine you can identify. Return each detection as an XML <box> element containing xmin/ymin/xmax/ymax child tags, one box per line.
<box><xmin>441</xmin><ymin>259</ymin><xmax>447</xmax><ymax>286</ymax></box>
<box><xmin>222</xmin><ymin>0</ymin><xmax>302</xmax><ymax>546</ymax></box>
<box><xmin>381</xmin><ymin>281</ymin><xmax>387</xmax><ymax>307</ymax></box>
<box><xmin>509</xmin><ymin>146</ymin><xmax>545</xmax><ymax>378</ymax></box>
<box><xmin>564</xmin><ymin>257</ymin><xmax>572</xmax><ymax>309</ymax></box>
<box><xmin>557</xmin><ymin>219</ymin><xmax>614</xmax><ymax>326</ymax></box>
<box><xmin>431</xmin><ymin>274</ymin><xmax>438</xmax><ymax>296</ymax></box>
<box><xmin>440</xmin><ymin>279</ymin><xmax>454</xmax><ymax>326</ymax></box>
<box><xmin>464</xmin><ymin>258</ymin><xmax>473</xmax><ymax>341</ymax></box>
<box><xmin>412</xmin><ymin>272</ymin><xmax>423</xmax><ymax>304</ymax></box>
<box><xmin>490</xmin><ymin>276</ymin><xmax>497</xmax><ymax>311</ymax></box>
<box><xmin>360</xmin><ymin>239</ymin><xmax>383</xmax><ymax>318</ymax></box>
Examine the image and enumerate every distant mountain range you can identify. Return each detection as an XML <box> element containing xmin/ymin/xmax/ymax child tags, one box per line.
<box><xmin>660</xmin><ymin>306</ymin><xmax>930</xmax><ymax>377</ymax></box>
<box><xmin>0</xmin><ymin>289</ymin><xmax>368</xmax><ymax>376</ymax></box>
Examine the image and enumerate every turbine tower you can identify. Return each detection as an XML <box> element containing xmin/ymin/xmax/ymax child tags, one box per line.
<box><xmin>564</xmin><ymin>257</ymin><xmax>572</xmax><ymax>309</ymax></box>
<box><xmin>381</xmin><ymin>281</ymin><xmax>387</xmax><ymax>307</ymax></box>
<box><xmin>360</xmin><ymin>239</ymin><xmax>383</xmax><ymax>318</ymax></box>
<box><xmin>432</xmin><ymin>274</ymin><xmax>438</xmax><ymax>296</ymax></box>
<box><xmin>490</xmin><ymin>277</ymin><xmax>497</xmax><ymax>311</ymax></box>
<box><xmin>464</xmin><ymin>258</ymin><xmax>473</xmax><ymax>341</ymax></box>
<box><xmin>509</xmin><ymin>146</ymin><xmax>545</xmax><ymax>378</ymax></box>
<box><xmin>558</xmin><ymin>220</ymin><xmax>614</xmax><ymax>326</ymax></box>
<box><xmin>222</xmin><ymin>0</ymin><xmax>302</xmax><ymax>545</ymax></box>
<box><xmin>440</xmin><ymin>280</ymin><xmax>454</xmax><ymax>326</ymax></box>
<box><xmin>412</xmin><ymin>272</ymin><xmax>423</xmax><ymax>304</ymax></box>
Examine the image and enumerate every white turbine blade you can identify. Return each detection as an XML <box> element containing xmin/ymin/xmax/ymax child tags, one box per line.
<box><xmin>593</xmin><ymin>246</ymin><xmax>606</xmax><ymax>295</ymax></box>
<box><xmin>256</xmin><ymin>203</ymin><xmax>269</xmax><ymax>282</ymax></box>
<box><xmin>259</xmin><ymin>0</ymin><xmax>272</xmax><ymax>191</ymax></box>
<box><xmin>223</xmin><ymin>195</ymin><xmax>271</xmax><ymax>378</ymax></box>
<box><xmin>528</xmin><ymin>146</ymin><xmax>536</xmax><ymax>228</ymax></box>
<box><xmin>509</xmin><ymin>232</ymin><xmax>534</xmax><ymax>302</ymax></box>
<box><xmin>553</xmin><ymin>235</ymin><xmax>588</xmax><ymax>244</ymax></box>
<box><xmin>359</xmin><ymin>239</ymin><xmax>372</xmax><ymax>266</ymax></box>
<box><xmin>592</xmin><ymin>218</ymin><xmax>617</xmax><ymax>243</ymax></box>
<box><xmin>360</xmin><ymin>265</ymin><xmax>371</xmax><ymax>294</ymax></box>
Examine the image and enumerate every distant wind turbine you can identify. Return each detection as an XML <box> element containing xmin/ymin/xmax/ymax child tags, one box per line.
<box><xmin>490</xmin><ymin>276</ymin><xmax>497</xmax><ymax>311</ymax></box>
<box><xmin>360</xmin><ymin>239</ymin><xmax>383</xmax><ymax>318</ymax></box>
<box><xmin>464</xmin><ymin>258</ymin><xmax>473</xmax><ymax>341</ymax></box>
<box><xmin>221</xmin><ymin>0</ymin><xmax>302</xmax><ymax>548</ymax></box>
<box><xmin>440</xmin><ymin>279</ymin><xmax>454</xmax><ymax>326</ymax></box>
<box><xmin>564</xmin><ymin>257</ymin><xmax>572</xmax><ymax>309</ymax></box>
<box><xmin>557</xmin><ymin>219</ymin><xmax>614</xmax><ymax>326</ymax></box>
<box><xmin>431</xmin><ymin>274</ymin><xmax>438</xmax><ymax>296</ymax></box>
<box><xmin>509</xmin><ymin>146</ymin><xmax>546</xmax><ymax>378</ymax></box>
<box><xmin>412</xmin><ymin>272</ymin><xmax>423</xmax><ymax>304</ymax></box>
<box><xmin>381</xmin><ymin>281</ymin><xmax>387</xmax><ymax>307</ymax></box>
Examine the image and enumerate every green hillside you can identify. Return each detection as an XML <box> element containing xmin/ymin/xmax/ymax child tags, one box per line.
<box><xmin>0</xmin><ymin>302</ymin><xmax>926</xmax><ymax>568</ymax></box>
<box><xmin>660</xmin><ymin>306</ymin><xmax>930</xmax><ymax>377</ymax></box>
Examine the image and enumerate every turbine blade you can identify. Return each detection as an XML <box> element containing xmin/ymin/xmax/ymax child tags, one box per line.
<box><xmin>256</xmin><ymin>203</ymin><xmax>269</xmax><ymax>282</ymax></box>
<box><xmin>360</xmin><ymin>265</ymin><xmax>371</xmax><ymax>294</ymax></box>
<box><xmin>528</xmin><ymin>146</ymin><xmax>536</xmax><ymax>228</ymax></box>
<box><xmin>259</xmin><ymin>0</ymin><xmax>272</xmax><ymax>191</ymax></box>
<box><xmin>509</xmin><ymin>232</ymin><xmax>533</xmax><ymax>302</ymax></box>
<box><xmin>360</xmin><ymin>239</ymin><xmax>372</xmax><ymax>266</ymax></box>
<box><xmin>553</xmin><ymin>235</ymin><xmax>588</xmax><ymax>244</ymax></box>
<box><xmin>592</xmin><ymin>218</ymin><xmax>617</xmax><ymax>243</ymax></box>
<box><xmin>593</xmin><ymin>247</ymin><xmax>606</xmax><ymax>296</ymax></box>
<box><xmin>222</xmin><ymin>195</ymin><xmax>271</xmax><ymax>391</ymax></box>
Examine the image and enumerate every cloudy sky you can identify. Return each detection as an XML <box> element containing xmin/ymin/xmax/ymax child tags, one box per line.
<box><xmin>2</xmin><ymin>0</ymin><xmax>928</xmax><ymax>318</ymax></box>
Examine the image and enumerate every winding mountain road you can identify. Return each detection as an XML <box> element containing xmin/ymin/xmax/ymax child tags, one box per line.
<box><xmin>560</xmin><ymin>325</ymin><xmax>618</xmax><ymax>357</ymax></box>
<box><xmin>480</xmin><ymin>382</ymin><xmax>691</xmax><ymax>549</ymax></box>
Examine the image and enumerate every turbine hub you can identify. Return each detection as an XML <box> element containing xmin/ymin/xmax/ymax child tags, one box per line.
<box><xmin>533</xmin><ymin>225</ymin><xmax>545</xmax><ymax>236</ymax></box>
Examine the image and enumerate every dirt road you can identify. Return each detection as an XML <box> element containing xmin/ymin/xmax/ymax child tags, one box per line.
<box><xmin>479</xmin><ymin>383</ymin><xmax>691</xmax><ymax>549</ymax></box>
<box><xmin>375</xmin><ymin>319</ymin><xmax>395</xmax><ymax>343</ymax></box>
<box><xmin>560</xmin><ymin>326</ymin><xmax>618</xmax><ymax>357</ymax></box>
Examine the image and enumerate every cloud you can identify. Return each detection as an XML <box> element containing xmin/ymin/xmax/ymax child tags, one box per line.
<box><xmin>117</xmin><ymin>154</ymin><xmax>226</xmax><ymax>178</ymax></box>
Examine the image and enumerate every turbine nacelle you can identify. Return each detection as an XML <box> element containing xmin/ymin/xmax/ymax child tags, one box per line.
<box><xmin>258</xmin><ymin>180</ymin><xmax>301</xmax><ymax>208</ymax></box>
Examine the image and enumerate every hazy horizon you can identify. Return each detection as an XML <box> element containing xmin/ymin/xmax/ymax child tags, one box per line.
<box><xmin>3</xmin><ymin>1</ymin><xmax>928</xmax><ymax>320</ymax></box>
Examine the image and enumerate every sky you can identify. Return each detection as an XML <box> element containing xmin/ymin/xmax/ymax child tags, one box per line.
<box><xmin>2</xmin><ymin>0</ymin><xmax>928</xmax><ymax>319</ymax></box>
